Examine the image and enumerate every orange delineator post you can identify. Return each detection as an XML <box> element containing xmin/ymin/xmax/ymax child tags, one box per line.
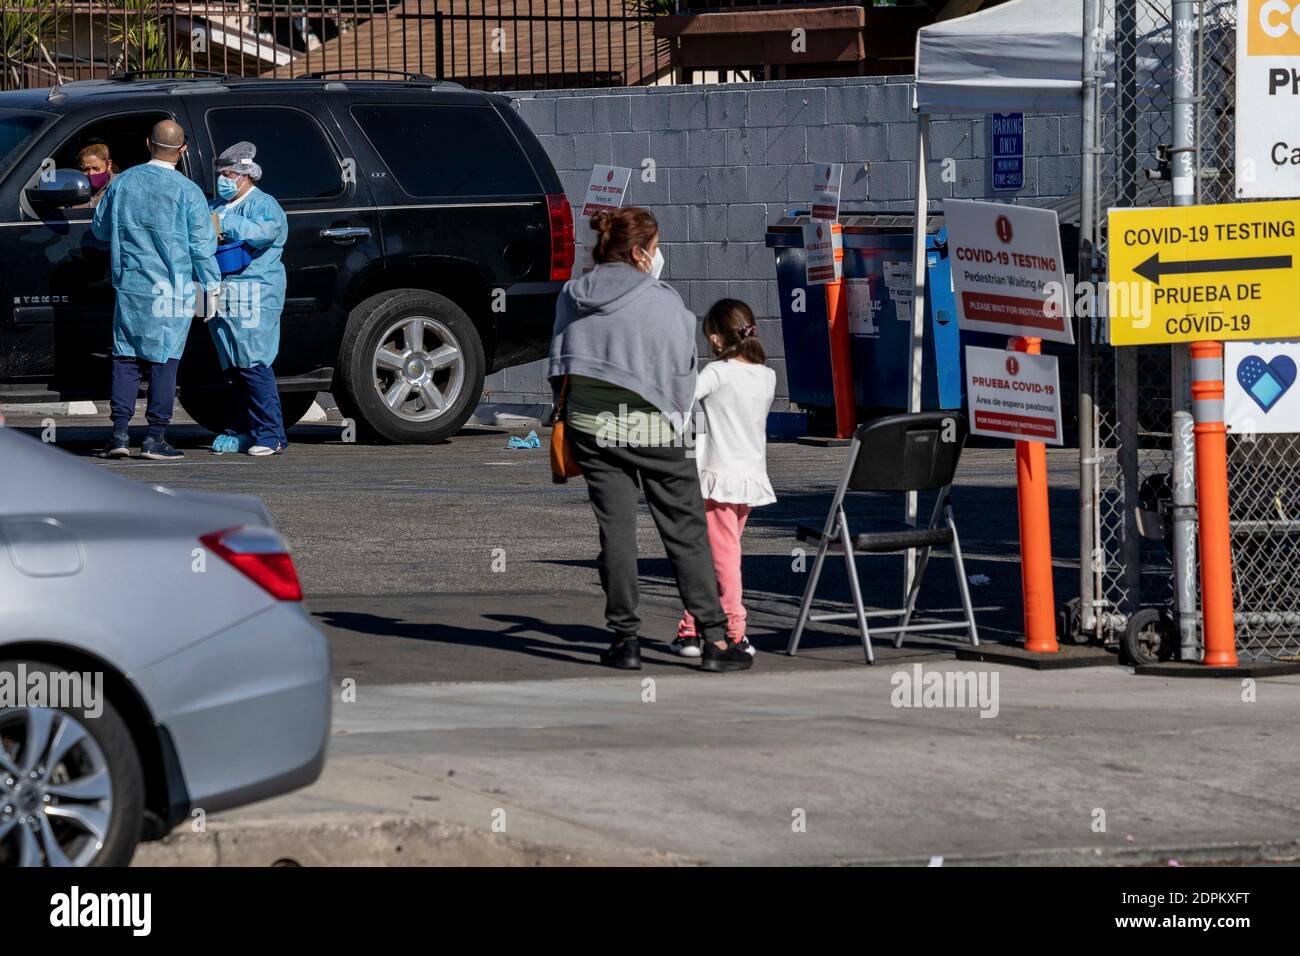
<box><xmin>823</xmin><ymin>223</ymin><xmax>855</xmax><ymax>439</ymax></box>
<box><xmin>1013</xmin><ymin>336</ymin><xmax>1059</xmax><ymax>653</ymax></box>
<box><xmin>1191</xmin><ymin>341</ymin><xmax>1238</xmax><ymax>666</ymax></box>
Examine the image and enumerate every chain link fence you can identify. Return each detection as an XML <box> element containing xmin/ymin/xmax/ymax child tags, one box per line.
<box><xmin>1088</xmin><ymin>0</ymin><xmax>1176</xmax><ymax>645</ymax></box>
<box><xmin>1198</xmin><ymin>0</ymin><xmax>1300</xmax><ymax>661</ymax></box>
<box><xmin>1091</xmin><ymin>0</ymin><xmax>1300</xmax><ymax>661</ymax></box>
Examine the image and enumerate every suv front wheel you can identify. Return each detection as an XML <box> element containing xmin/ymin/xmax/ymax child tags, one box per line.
<box><xmin>335</xmin><ymin>290</ymin><xmax>486</xmax><ymax>444</ymax></box>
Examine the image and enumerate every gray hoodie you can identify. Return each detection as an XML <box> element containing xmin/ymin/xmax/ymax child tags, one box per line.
<box><xmin>548</xmin><ymin>261</ymin><xmax>699</xmax><ymax>432</ymax></box>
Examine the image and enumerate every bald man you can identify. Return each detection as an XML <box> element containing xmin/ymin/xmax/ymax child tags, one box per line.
<box><xmin>92</xmin><ymin>120</ymin><xmax>221</xmax><ymax>460</ymax></box>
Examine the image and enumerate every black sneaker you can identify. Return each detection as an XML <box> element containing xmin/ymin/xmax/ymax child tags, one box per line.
<box><xmin>599</xmin><ymin>635</ymin><xmax>642</xmax><ymax>670</ymax></box>
<box><xmin>140</xmin><ymin>436</ymin><xmax>184</xmax><ymax>460</ymax></box>
<box><xmin>96</xmin><ymin>431</ymin><xmax>131</xmax><ymax>459</ymax></box>
<box><xmin>701</xmin><ymin>639</ymin><xmax>754</xmax><ymax>673</ymax></box>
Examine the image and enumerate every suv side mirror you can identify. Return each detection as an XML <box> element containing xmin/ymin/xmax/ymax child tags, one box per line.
<box><xmin>25</xmin><ymin>168</ymin><xmax>92</xmax><ymax>209</ymax></box>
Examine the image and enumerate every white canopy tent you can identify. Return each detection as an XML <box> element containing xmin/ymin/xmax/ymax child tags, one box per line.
<box><xmin>901</xmin><ymin>0</ymin><xmax>1089</xmax><ymax>564</ymax></box>
<box><xmin>906</xmin><ymin>0</ymin><xmax>1088</xmax><ymax>421</ymax></box>
<box><xmin>913</xmin><ymin>0</ymin><xmax>1086</xmax><ymax>114</ymax></box>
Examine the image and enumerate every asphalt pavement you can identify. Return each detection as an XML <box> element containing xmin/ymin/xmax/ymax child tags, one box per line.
<box><xmin>13</xmin><ymin>409</ymin><xmax>1300</xmax><ymax>866</ymax></box>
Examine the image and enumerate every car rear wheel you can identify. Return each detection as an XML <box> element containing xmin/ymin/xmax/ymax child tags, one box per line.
<box><xmin>335</xmin><ymin>289</ymin><xmax>485</xmax><ymax>444</ymax></box>
<box><xmin>181</xmin><ymin>388</ymin><xmax>319</xmax><ymax>436</ymax></box>
<box><xmin>0</xmin><ymin>661</ymin><xmax>144</xmax><ymax>867</ymax></box>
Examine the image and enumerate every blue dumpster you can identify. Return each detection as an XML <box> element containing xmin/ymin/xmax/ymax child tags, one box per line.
<box><xmin>767</xmin><ymin>212</ymin><xmax>969</xmax><ymax>429</ymax></box>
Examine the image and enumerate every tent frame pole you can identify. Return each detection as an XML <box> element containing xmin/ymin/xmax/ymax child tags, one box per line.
<box><xmin>1078</xmin><ymin>0</ymin><xmax>1101</xmax><ymax>638</ymax></box>
<box><xmin>905</xmin><ymin>112</ymin><xmax>931</xmax><ymax>595</ymax></box>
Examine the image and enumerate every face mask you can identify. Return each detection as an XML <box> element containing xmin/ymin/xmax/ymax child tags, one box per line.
<box><xmin>640</xmin><ymin>246</ymin><xmax>664</xmax><ymax>279</ymax></box>
<box><xmin>87</xmin><ymin>171</ymin><xmax>110</xmax><ymax>191</ymax></box>
<box><xmin>217</xmin><ymin>176</ymin><xmax>240</xmax><ymax>200</ymax></box>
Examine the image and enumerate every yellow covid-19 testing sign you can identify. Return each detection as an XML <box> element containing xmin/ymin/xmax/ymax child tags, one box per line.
<box><xmin>1107</xmin><ymin>200</ymin><xmax>1300</xmax><ymax>345</ymax></box>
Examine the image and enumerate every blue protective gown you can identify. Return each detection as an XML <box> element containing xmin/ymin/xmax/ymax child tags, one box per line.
<box><xmin>91</xmin><ymin>162</ymin><xmax>220</xmax><ymax>364</ymax></box>
<box><xmin>207</xmin><ymin>187</ymin><xmax>288</xmax><ymax>370</ymax></box>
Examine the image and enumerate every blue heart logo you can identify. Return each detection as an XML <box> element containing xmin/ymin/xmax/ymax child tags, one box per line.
<box><xmin>1237</xmin><ymin>354</ymin><xmax>1297</xmax><ymax>413</ymax></box>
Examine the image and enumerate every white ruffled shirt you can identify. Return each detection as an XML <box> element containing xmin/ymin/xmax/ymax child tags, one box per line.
<box><xmin>693</xmin><ymin>359</ymin><xmax>777</xmax><ymax>507</ymax></box>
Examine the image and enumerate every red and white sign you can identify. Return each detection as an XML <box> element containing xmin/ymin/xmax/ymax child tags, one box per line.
<box><xmin>802</xmin><ymin>221</ymin><xmax>841</xmax><ymax>285</ymax></box>
<box><xmin>944</xmin><ymin>199</ymin><xmax>1074</xmax><ymax>344</ymax></box>
<box><xmin>810</xmin><ymin>162</ymin><xmax>843</xmax><ymax>222</ymax></box>
<box><xmin>964</xmin><ymin>345</ymin><xmax>1063</xmax><ymax>445</ymax></box>
<box><xmin>581</xmin><ymin>165</ymin><xmax>633</xmax><ymax>216</ymax></box>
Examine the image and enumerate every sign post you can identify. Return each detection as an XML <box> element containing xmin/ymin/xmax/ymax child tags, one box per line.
<box><xmin>947</xmin><ymin>199</ymin><xmax>1072</xmax><ymax>653</ymax></box>
<box><xmin>802</xmin><ymin>219</ymin><xmax>851</xmax><ymax>439</ymax></box>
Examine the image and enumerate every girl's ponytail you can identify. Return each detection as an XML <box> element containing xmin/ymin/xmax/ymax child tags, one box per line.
<box><xmin>704</xmin><ymin>298</ymin><xmax>766</xmax><ymax>365</ymax></box>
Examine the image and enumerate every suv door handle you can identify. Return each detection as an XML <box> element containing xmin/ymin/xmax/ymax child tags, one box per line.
<box><xmin>320</xmin><ymin>226</ymin><xmax>371</xmax><ymax>241</ymax></box>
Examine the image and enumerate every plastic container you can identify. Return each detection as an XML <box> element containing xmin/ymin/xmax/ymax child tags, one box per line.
<box><xmin>215</xmin><ymin>240</ymin><xmax>252</xmax><ymax>275</ymax></box>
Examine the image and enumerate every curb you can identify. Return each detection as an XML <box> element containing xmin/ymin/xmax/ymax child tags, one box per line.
<box><xmin>132</xmin><ymin>814</ymin><xmax>683</xmax><ymax>867</ymax></box>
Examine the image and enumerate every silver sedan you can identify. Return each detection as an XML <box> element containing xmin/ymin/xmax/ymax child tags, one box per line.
<box><xmin>0</xmin><ymin>428</ymin><xmax>330</xmax><ymax>866</ymax></box>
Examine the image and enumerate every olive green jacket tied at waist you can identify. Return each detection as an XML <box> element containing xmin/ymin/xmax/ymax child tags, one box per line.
<box><xmin>548</xmin><ymin>261</ymin><xmax>700</xmax><ymax>436</ymax></box>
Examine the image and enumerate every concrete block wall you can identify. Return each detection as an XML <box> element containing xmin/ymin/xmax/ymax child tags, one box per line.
<box><xmin>482</xmin><ymin>75</ymin><xmax>1083</xmax><ymax>410</ymax></box>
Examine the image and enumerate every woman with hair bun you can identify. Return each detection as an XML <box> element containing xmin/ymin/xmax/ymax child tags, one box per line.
<box><xmin>548</xmin><ymin>206</ymin><xmax>752</xmax><ymax>673</ymax></box>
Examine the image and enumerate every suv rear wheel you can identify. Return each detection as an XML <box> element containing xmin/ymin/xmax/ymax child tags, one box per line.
<box><xmin>335</xmin><ymin>290</ymin><xmax>485</xmax><ymax>444</ymax></box>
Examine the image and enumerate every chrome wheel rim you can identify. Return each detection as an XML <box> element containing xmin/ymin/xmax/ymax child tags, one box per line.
<box><xmin>0</xmin><ymin>708</ymin><xmax>113</xmax><ymax>867</ymax></box>
<box><xmin>372</xmin><ymin>316</ymin><xmax>465</xmax><ymax>423</ymax></box>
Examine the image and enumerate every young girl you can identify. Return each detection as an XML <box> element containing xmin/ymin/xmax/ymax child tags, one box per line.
<box><xmin>674</xmin><ymin>299</ymin><xmax>777</xmax><ymax>658</ymax></box>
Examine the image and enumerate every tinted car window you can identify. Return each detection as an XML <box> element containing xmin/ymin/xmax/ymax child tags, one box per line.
<box><xmin>0</xmin><ymin>109</ymin><xmax>49</xmax><ymax>174</ymax></box>
<box><xmin>351</xmin><ymin>104</ymin><xmax>537</xmax><ymax>198</ymax></box>
<box><xmin>206</xmin><ymin>106</ymin><xmax>342</xmax><ymax>201</ymax></box>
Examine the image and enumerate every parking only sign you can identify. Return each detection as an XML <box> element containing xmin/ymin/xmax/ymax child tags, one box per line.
<box><xmin>581</xmin><ymin>165</ymin><xmax>632</xmax><ymax>216</ymax></box>
<box><xmin>802</xmin><ymin>221</ymin><xmax>842</xmax><ymax>285</ymax></box>
<box><xmin>944</xmin><ymin>199</ymin><xmax>1074</xmax><ymax>344</ymax></box>
<box><xmin>810</xmin><ymin>162</ymin><xmax>843</xmax><ymax>221</ymax></box>
<box><xmin>1225</xmin><ymin>341</ymin><xmax>1300</xmax><ymax>434</ymax></box>
<box><xmin>989</xmin><ymin>113</ymin><xmax>1025</xmax><ymax>191</ymax></box>
<box><xmin>1236</xmin><ymin>0</ymin><xmax>1300</xmax><ymax>198</ymax></box>
<box><xmin>1107</xmin><ymin>200</ymin><xmax>1300</xmax><ymax>345</ymax></box>
<box><xmin>965</xmin><ymin>345</ymin><xmax>1064</xmax><ymax>445</ymax></box>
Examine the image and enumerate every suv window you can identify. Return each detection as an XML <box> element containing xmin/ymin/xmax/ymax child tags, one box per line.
<box><xmin>52</xmin><ymin>111</ymin><xmax>176</xmax><ymax>175</ymax></box>
<box><xmin>206</xmin><ymin>106</ymin><xmax>342</xmax><ymax>202</ymax></box>
<box><xmin>0</xmin><ymin>109</ymin><xmax>49</xmax><ymax>174</ymax></box>
<box><xmin>350</xmin><ymin>104</ymin><xmax>537</xmax><ymax>199</ymax></box>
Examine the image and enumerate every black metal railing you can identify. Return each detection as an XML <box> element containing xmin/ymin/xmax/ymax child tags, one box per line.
<box><xmin>0</xmin><ymin>1</ymin><xmax>678</xmax><ymax>92</ymax></box>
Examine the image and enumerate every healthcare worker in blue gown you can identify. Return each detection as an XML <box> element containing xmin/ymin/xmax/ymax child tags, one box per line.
<box><xmin>206</xmin><ymin>141</ymin><xmax>290</xmax><ymax>456</ymax></box>
<box><xmin>92</xmin><ymin>119</ymin><xmax>220</xmax><ymax>460</ymax></box>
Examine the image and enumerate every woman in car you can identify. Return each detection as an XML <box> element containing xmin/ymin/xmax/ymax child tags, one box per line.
<box><xmin>74</xmin><ymin>142</ymin><xmax>116</xmax><ymax>208</ymax></box>
<box><xmin>548</xmin><ymin>206</ymin><xmax>752</xmax><ymax>674</ymax></box>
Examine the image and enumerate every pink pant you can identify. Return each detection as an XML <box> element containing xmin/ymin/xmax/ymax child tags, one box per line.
<box><xmin>680</xmin><ymin>500</ymin><xmax>752</xmax><ymax>642</ymax></box>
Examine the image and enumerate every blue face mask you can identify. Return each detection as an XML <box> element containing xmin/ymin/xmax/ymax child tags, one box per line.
<box><xmin>217</xmin><ymin>176</ymin><xmax>240</xmax><ymax>200</ymax></box>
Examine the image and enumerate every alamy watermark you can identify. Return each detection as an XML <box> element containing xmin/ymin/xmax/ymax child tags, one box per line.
<box><xmin>0</xmin><ymin>665</ymin><xmax>103</xmax><ymax>719</ymax></box>
<box><xmin>890</xmin><ymin>663</ymin><xmax>999</xmax><ymax>719</ymax></box>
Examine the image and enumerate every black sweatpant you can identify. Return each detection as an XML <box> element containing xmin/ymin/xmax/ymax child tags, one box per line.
<box><xmin>569</xmin><ymin>427</ymin><xmax>729</xmax><ymax>643</ymax></box>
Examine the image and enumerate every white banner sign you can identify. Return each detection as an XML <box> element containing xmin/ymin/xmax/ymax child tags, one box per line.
<box><xmin>581</xmin><ymin>165</ymin><xmax>633</xmax><ymax>216</ymax></box>
<box><xmin>965</xmin><ymin>345</ymin><xmax>1064</xmax><ymax>445</ymax></box>
<box><xmin>1236</xmin><ymin>0</ymin><xmax>1300</xmax><ymax>198</ymax></box>
<box><xmin>944</xmin><ymin>199</ymin><xmax>1073</xmax><ymax>344</ymax></box>
<box><xmin>802</xmin><ymin>221</ymin><xmax>842</xmax><ymax>285</ymax></box>
<box><xmin>1225</xmin><ymin>341</ymin><xmax>1300</xmax><ymax>434</ymax></box>
<box><xmin>810</xmin><ymin>162</ymin><xmax>844</xmax><ymax>221</ymax></box>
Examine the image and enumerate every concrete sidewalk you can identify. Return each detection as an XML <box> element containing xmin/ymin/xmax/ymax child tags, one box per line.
<box><xmin>139</xmin><ymin>658</ymin><xmax>1300</xmax><ymax>866</ymax></box>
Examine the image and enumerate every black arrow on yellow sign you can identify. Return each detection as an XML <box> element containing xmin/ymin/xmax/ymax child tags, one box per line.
<box><xmin>1134</xmin><ymin>251</ymin><xmax>1293</xmax><ymax>285</ymax></box>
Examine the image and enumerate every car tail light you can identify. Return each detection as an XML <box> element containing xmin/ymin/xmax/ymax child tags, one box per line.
<box><xmin>200</xmin><ymin>526</ymin><xmax>303</xmax><ymax>601</ymax></box>
<box><xmin>546</xmin><ymin>193</ymin><xmax>575</xmax><ymax>281</ymax></box>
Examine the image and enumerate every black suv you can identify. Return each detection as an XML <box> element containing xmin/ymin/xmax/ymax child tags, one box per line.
<box><xmin>0</xmin><ymin>74</ymin><xmax>574</xmax><ymax>443</ymax></box>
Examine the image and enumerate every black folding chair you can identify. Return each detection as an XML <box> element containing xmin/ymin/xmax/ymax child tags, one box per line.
<box><xmin>787</xmin><ymin>412</ymin><xmax>980</xmax><ymax>664</ymax></box>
